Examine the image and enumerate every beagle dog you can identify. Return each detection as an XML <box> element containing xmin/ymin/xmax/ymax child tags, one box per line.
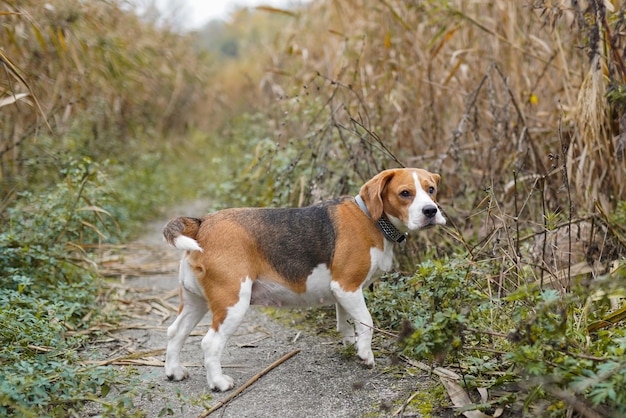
<box><xmin>162</xmin><ymin>168</ymin><xmax>445</xmax><ymax>391</ymax></box>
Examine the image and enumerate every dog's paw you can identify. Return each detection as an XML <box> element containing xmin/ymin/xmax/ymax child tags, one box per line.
<box><xmin>208</xmin><ymin>374</ymin><xmax>234</xmax><ymax>392</ymax></box>
<box><xmin>337</xmin><ymin>322</ymin><xmax>356</xmax><ymax>345</ymax></box>
<box><xmin>358</xmin><ymin>349</ymin><xmax>375</xmax><ymax>367</ymax></box>
<box><xmin>342</xmin><ymin>335</ymin><xmax>356</xmax><ymax>345</ymax></box>
<box><xmin>165</xmin><ymin>365</ymin><xmax>189</xmax><ymax>381</ymax></box>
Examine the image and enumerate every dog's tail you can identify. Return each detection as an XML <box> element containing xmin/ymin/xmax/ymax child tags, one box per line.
<box><xmin>163</xmin><ymin>217</ymin><xmax>203</xmax><ymax>252</ymax></box>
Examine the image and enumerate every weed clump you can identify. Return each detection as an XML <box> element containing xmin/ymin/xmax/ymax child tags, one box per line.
<box><xmin>0</xmin><ymin>159</ymin><xmax>137</xmax><ymax>416</ymax></box>
<box><xmin>363</xmin><ymin>253</ymin><xmax>626</xmax><ymax>416</ymax></box>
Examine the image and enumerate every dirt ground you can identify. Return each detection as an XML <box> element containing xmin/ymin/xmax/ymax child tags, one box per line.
<box><xmin>88</xmin><ymin>206</ymin><xmax>432</xmax><ymax>417</ymax></box>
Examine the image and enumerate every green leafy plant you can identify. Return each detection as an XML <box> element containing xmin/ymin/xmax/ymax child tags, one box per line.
<box><xmin>367</xmin><ymin>261</ymin><xmax>484</xmax><ymax>362</ymax></box>
<box><xmin>365</xmin><ymin>256</ymin><xmax>626</xmax><ymax>416</ymax></box>
<box><xmin>0</xmin><ymin>158</ymin><xmax>138</xmax><ymax>416</ymax></box>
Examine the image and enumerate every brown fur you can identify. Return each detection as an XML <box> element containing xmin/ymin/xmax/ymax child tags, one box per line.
<box><xmin>330</xmin><ymin>201</ymin><xmax>382</xmax><ymax>292</ymax></box>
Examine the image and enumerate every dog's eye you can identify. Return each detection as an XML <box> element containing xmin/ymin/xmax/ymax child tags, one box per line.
<box><xmin>428</xmin><ymin>187</ymin><xmax>436</xmax><ymax>195</ymax></box>
<box><xmin>399</xmin><ymin>190</ymin><xmax>411</xmax><ymax>198</ymax></box>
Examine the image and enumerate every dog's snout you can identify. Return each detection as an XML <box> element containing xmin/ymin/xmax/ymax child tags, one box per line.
<box><xmin>422</xmin><ymin>205</ymin><xmax>438</xmax><ymax>219</ymax></box>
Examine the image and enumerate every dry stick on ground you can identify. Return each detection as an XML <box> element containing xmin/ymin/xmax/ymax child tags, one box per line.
<box><xmin>93</xmin><ymin>348</ymin><xmax>166</xmax><ymax>366</ymax></box>
<box><xmin>401</xmin><ymin>356</ymin><xmax>494</xmax><ymax>418</ymax></box>
<box><xmin>198</xmin><ymin>348</ymin><xmax>301</xmax><ymax>418</ymax></box>
<box><xmin>393</xmin><ymin>391</ymin><xmax>419</xmax><ymax>417</ymax></box>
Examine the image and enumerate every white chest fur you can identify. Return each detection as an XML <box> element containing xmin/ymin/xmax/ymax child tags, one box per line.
<box><xmin>372</xmin><ymin>240</ymin><xmax>394</xmax><ymax>273</ymax></box>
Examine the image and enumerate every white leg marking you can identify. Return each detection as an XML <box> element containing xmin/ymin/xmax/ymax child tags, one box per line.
<box><xmin>202</xmin><ymin>277</ymin><xmax>252</xmax><ymax>391</ymax></box>
<box><xmin>165</xmin><ymin>287</ymin><xmax>208</xmax><ymax>381</ymax></box>
<box><xmin>336</xmin><ymin>303</ymin><xmax>356</xmax><ymax>345</ymax></box>
<box><xmin>330</xmin><ymin>281</ymin><xmax>375</xmax><ymax>367</ymax></box>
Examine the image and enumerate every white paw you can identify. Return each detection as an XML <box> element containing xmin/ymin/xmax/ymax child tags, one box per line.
<box><xmin>208</xmin><ymin>374</ymin><xmax>234</xmax><ymax>392</ymax></box>
<box><xmin>165</xmin><ymin>365</ymin><xmax>189</xmax><ymax>381</ymax></box>
<box><xmin>342</xmin><ymin>335</ymin><xmax>356</xmax><ymax>345</ymax></box>
<box><xmin>358</xmin><ymin>349</ymin><xmax>375</xmax><ymax>367</ymax></box>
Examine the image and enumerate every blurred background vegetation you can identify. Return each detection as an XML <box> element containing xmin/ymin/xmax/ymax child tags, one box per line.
<box><xmin>1</xmin><ymin>0</ymin><xmax>625</xmax><ymax>416</ymax></box>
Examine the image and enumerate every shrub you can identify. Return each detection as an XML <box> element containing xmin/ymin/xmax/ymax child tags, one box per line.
<box><xmin>0</xmin><ymin>158</ymin><xmax>137</xmax><ymax>416</ymax></box>
<box><xmin>366</xmin><ymin>257</ymin><xmax>626</xmax><ymax>416</ymax></box>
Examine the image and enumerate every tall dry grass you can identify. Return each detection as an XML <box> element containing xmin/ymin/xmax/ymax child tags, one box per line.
<box><xmin>3</xmin><ymin>0</ymin><xmax>623</xmax><ymax>270</ymax></box>
<box><xmin>202</xmin><ymin>0</ymin><xmax>625</xmax><ymax>280</ymax></box>
<box><xmin>210</xmin><ymin>0</ymin><xmax>623</xmax><ymax>211</ymax></box>
<box><xmin>0</xmin><ymin>0</ymin><xmax>213</xmax><ymax>198</ymax></box>
<box><xmin>205</xmin><ymin>5</ymin><xmax>626</xmax><ymax>414</ymax></box>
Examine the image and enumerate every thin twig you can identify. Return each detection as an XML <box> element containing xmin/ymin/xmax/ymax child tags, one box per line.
<box><xmin>236</xmin><ymin>334</ymin><xmax>270</xmax><ymax>348</ymax></box>
<box><xmin>558</xmin><ymin>100</ymin><xmax>573</xmax><ymax>289</ymax></box>
<box><xmin>355</xmin><ymin>321</ymin><xmax>398</xmax><ymax>338</ymax></box>
<box><xmin>464</xmin><ymin>346</ymin><xmax>507</xmax><ymax>355</ymax></box>
<box><xmin>198</xmin><ymin>348</ymin><xmax>301</xmax><ymax>417</ymax></box>
<box><xmin>513</xmin><ymin>169</ymin><xmax>520</xmax><ymax>268</ymax></box>
<box><xmin>400</xmin><ymin>355</ymin><xmax>461</xmax><ymax>380</ymax></box>
<box><xmin>539</xmin><ymin>176</ymin><xmax>549</xmax><ymax>289</ymax></box>
<box><xmin>463</xmin><ymin>327</ymin><xmax>508</xmax><ymax>338</ymax></box>
<box><xmin>393</xmin><ymin>391</ymin><xmax>419</xmax><ymax>417</ymax></box>
<box><xmin>94</xmin><ymin>348</ymin><xmax>166</xmax><ymax>366</ymax></box>
<box><xmin>544</xmin><ymin>386</ymin><xmax>604</xmax><ymax>418</ymax></box>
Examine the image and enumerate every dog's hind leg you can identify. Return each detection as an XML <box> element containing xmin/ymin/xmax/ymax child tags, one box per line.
<box><xmin>165</xmin><ymin>285</ymin><xmax>208</xmax><ymax>381</ymax></box>
<box><xmin>202</xmin><ymin>277</ymin><xmax>253</xmax><ymax>392</ymax></box>
<box><xmin>336</xmin><ymin>303</ymin><xmax>356</xmax><ymax>345</ymax></box>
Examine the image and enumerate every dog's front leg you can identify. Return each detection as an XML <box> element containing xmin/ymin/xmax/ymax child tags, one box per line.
<box><xmin>330</xmin><ymin>281</ymin><xmax>375</xmax><ymax>367</ymax></box>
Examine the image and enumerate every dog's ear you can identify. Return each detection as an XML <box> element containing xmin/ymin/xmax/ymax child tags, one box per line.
<box><xmin>359</xmin><ymin>170</ymin><xmax>395</xmax><ymax>221</ymax></box>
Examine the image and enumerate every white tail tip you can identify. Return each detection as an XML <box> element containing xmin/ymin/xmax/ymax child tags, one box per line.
<box><xmin>173</xmin><ymin>235</ymin><xmax>203</xmax><ymax>252</ymax></box>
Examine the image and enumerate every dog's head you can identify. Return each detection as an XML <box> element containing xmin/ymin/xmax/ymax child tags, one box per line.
<box><xmin>359</xmin><ymin>168</ymin><xmax>446</xmax><ymax>232</ymax></box>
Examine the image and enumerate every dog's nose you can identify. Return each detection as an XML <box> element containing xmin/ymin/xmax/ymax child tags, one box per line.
<box><xmin>422</xmin><ymin>205</ymin><xmax>438</xmax><ymax>219</ymax></box>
